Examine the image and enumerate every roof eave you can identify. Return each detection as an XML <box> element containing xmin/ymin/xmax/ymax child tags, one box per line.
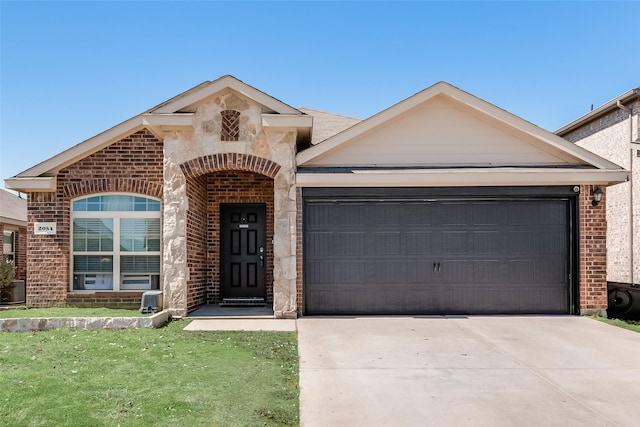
<box><xmin>556</xmin><ymin>88</ymin><xmax>640</xmax><ymax>136</ymax></box>
<box><xmin>296</xmin><ymin>168</ymin><xmax>629</xmax><ymax>188</ymax></box>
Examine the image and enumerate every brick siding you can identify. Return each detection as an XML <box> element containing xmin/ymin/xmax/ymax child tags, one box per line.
<box><xmin>203</xmin><ymin>171</ymin><xmax>274</xmax><ymax>309</ymax></box>
<box><xmin>296</xmin><ymin>187</ymin><xmax>304</xmax><ymax>314</ymax></box>
<box><xmin>26</xmin><ymin>129</ymin><xmax>163</xmax><ymax>308</ymax></box>
<box><xmin>579</xmin><ymin>184</ymin><xmax>608</xmax><ymax>312</ymax></box>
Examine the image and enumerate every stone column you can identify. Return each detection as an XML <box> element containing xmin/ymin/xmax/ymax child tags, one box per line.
<box><xmin>272</xmin><ymin>169</ymin><xmax>298</xmax><ymax>318</ymax></box>
<box><xmin>162</xmin><ymin>158</ymin><xmax>188</xmax><ymax>316</ymax></box>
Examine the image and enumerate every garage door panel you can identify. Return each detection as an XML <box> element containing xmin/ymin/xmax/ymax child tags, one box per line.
<box><xmin>373</xmin><ymin>203</ymin><xmax>402</xmax><ymax>225</ymax></box>
<box><xmin>405</xmin><ymin>260</ymin><xmax>434</xmax><ymax>284</ymax></box>
<box><xmin>306</xmin><ymin>261</ymin><xmax>335</xmax><ymax>285</ymax></box>
<box><xmin>405</xmin><ymin>203</ymin><xmax>434</xmax><ymax>225</ymax></box>
<box><xmin>473</xmin><ymin>260</ymin><xmax>506</xmax><ymax>283</ymax></box>
<box><xmin>441</xmin><ymin>203</ymin><xmax>469</xmax><ymax>226</ymax></box>
<box><xmin>374</xmin><ymin>232</ymin><xmax>402</xmax><ymax>254</ymax></box>
<box><xmin>442</xmin><ymin>231</ymin><xmax>469</xmax><ymax>254</ymax></box>
<box><xmin>540</xmin><ymin>231</ymin><xmax>567</xmax><ymax>254</ymax></box>
<box><xmin>472</xmin><ymin>231</ymin><xmax>504</xmax><ymax>254</ymax></box>
<box><xmin>304</xmin><ymin>198</ymin><xmax>570</xmax><ymax>315</ymax></box>
<box><xmin>306</xmin><ymin>232</ymin><xmax>334</xmax><ymax>257</ymax></box>
<box><xmin>406</xmin><ymin>231</ymin><xmax>434</xmax><ymax>254</ymax></box>
<box><xmin>337</xmin><ymin>232</ymin><xmax>367</xmax><ymax>255</ymax></box>
<box><xmin>439</xmin><ymin>286</ymin><xmax>568</xmax><ymax>314</ymax></box>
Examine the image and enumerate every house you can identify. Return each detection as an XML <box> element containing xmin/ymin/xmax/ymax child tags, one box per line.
<box><xmin>556</xmin><ymin>88</ymin><xmax>640</xmax><ymax>316</ymax></box>
<box><xmin>5</xmin><ymin>75</ymin><xmax>628</xmax><ymax>318</ymax></box>
<box><xmin>0</xmin><ymin>188</ymin><xmax>27</xmax><ymax>283</ymax></box>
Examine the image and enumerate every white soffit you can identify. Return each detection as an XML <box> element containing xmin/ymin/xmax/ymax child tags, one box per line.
<box><xmin>297</xmin><ymin>82</ymin><xmax>624</xmax><ymax>171</ymax></box>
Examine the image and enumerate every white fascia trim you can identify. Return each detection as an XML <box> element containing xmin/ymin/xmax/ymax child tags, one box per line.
<box><xmin>295</xmin><ymin>168</ymin><xmax>630</xmax><ymax>188</ymax></box>
<box><xmin>5</xmin><ymin>176</ymin><xmax>57</xmax><ymax>192</ymax></box>
<box><xmin>153</xmin><ymin>76</ymin><xmax>301</xmax><ymax>115</ymax></box>
<box><xmin>262</xmin><ymin>114</ymin><xmax>313</xmax><ymax>129</ymax></box>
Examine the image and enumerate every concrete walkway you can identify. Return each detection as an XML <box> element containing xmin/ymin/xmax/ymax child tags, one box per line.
<box><xmin>183</xmin><ymin>318</ymin><xmax>296</xmax><ymax>331</ymax></box>
<box><xmin>297</xmin><ymin>316</ymin><xmax>640</xmax><ymax>427</ymax></box>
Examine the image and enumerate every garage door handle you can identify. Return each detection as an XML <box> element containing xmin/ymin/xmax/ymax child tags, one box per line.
<box><xmin>433</xmin><ymin>262</ymin><xmax>442</xmax><ymax>272</ymax></box>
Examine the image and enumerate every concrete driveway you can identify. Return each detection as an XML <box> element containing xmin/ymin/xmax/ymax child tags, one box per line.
<box><xmin>298</xmin><ymin>316</ymin><xmax>640</xmax><ymax>427</ymax></box>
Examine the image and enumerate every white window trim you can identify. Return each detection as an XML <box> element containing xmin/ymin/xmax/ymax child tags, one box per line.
<box><xmin>70</xmin><ymin>194</ymin><xmax>161</xmax><ymax>292</ymax></box>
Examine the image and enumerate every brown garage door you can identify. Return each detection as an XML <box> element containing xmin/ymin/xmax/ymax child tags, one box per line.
<box><xmin>304</xmin><ymin>197</ymin><xmax>570</xmax><ymax>315</ymax></box>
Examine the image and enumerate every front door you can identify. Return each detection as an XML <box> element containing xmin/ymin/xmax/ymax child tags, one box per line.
<box><xmin>220</xmin><ymin>204</ymin><xmax>267</xmax><ymax>299</ymax></box>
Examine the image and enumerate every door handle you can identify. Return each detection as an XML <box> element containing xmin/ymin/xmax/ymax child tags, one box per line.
<box><xmin>259</xmin><ymin>246</ymin><xmax>264</xmax><ymax>267</ymax></box>
<box><xmin>433</xmin><ymin>262</ymin><xmax>442</xmax><ymax>272</ymax></box>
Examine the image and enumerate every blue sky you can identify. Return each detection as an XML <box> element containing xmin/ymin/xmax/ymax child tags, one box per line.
<box><xmin>1</xmin><ymin>1</ymin><xmax>639</xmax><ymax>184</ymax></box>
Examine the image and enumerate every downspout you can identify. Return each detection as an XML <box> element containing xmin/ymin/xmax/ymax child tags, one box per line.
<box><xmin>617</xmin><ymin>99</ymin><xmax>635</xmax><ymax>287</ymax></box>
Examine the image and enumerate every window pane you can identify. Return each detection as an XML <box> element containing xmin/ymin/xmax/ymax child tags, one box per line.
<box><xmin>74</xmin><ymin>255</ymin><xmax>113</xmax><ymax>272</ymax></box>
<box><xmin>3</xmin><ymin>231</ymin><xmax>14</xmax><ymax>254</ymax></box>
<box><xmin>120</xmin><ymin>218</ymin><xmax>161</xmax><ymax>252</ymax></box>
<box><xmin>73</xmin><ymin>219</ymin><xmax>113</xmax><ymax>252</ymax></box>
<box><xmin>73</xmin><ymin>200</ymin><xmax>86</xmax><ymax>211</ymax></box>
<box><xmin>73</xmin><ymin>195</ymin><xmax>160</xmax><ymax>212</ymax></box>
<box><xmin>121</xmin><ymin>255</ymin><xmax>161</xmax><ymax>273</ymax></box>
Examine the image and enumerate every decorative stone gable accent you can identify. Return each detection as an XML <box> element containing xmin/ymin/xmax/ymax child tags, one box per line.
<box><xmin>221</xmin><ymin>110</ymin><xmax>240</xmax><ymax>141</ymax></box>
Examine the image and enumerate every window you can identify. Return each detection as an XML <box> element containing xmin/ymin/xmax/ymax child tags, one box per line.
<box><xmin>221</xmin><ymin>109</ymin><xmax>240</xmax><ymax>141</ymax></box>
<box><xmin>71</xmin><ymin>195</ymin><xmax>161</xmax><ymax>291</ymax></box>
<box><xmin>3</xmin><ymin>231</ymin><xmax>15</xmax><ymax>262</ymax></box>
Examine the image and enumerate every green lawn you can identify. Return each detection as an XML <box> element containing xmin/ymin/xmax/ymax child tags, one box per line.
<box><xmin>0</xmin><ymin>307</ymin><xmax>148</xmax><ymax>318</ymax></box>
<box><xmin>590</xmin><ymin>315</ymin><xmax>640</xmax><ymax>333</ymax></box>
<box><xmin>0</xmin><ymin>320</ymin><xmax>299</xmax><ymax>426</ymax></box>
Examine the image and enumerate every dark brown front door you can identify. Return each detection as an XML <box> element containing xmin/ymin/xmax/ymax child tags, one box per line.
<box><xmin>220</xmin><ymin>204</ymin><xmax>267</xmax><ymax>299</ymax></box>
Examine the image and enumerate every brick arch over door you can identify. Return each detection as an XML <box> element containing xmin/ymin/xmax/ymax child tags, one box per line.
<box><xmin>180</xmin><ymin>153</ymin><xmax>281</xmax><ymax>179</ymax></box>
<box><xmin>63</xmin><ymin>178</ymin><xmax>163</xmax><ymax>200</ymax></box>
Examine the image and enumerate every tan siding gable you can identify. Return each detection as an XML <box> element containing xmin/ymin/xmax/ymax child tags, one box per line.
<box><xmin>304</xmin><ymin>96</ymin><xmax>581</xmax><ymax>167</ymax></box>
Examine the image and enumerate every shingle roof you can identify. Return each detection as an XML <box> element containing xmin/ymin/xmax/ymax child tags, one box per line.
<box><xmin>298</xmin><ymin>108</ymin><xmax>362</xmax><ymax>145</ymax></box>
<box><xmin>0</xmin><ymin>189</ymin><xmax>27</xmax><ymax>227</ymax></box>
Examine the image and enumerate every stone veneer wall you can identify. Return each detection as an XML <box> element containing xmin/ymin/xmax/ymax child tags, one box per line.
<box><xmin>26</xmin><ymin>129</ymin><xmax>163</xmax><ymax>307</ymax></box>
<box><xmin>579</xmin><ymin>184</ymin><xmax>608</xmax><ymax>313</ymax></box>
<box><xmin>562</xmin><ymin>100</ymin><xmax>639</xmax><ymax>285</ymax></box>
<box><xmin>164</xmin><ymin>89</ymin><xmax>298</xmax><ymax>317</ymax></box>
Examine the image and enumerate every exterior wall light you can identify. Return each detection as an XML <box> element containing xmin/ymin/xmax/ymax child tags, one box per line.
<box><xmin>592</xmin><ymin>187</ymin><xmax>603</xmax><ymax>206</ymax></box>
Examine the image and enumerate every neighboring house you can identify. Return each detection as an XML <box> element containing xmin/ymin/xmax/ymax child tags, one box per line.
<box><xmin>556</xmin><ymin>88</ymin><xmax>640</xmax><ymax>315</ymax></box>
<box><xmin>5</xmin><ymin>75</ymin><xmax>628</xmax><ymax>317</ymax></box>
<box><xmin>0</xmin><ymin>188</ymin><xmax>27</xmax><ymax>282</ymax></box>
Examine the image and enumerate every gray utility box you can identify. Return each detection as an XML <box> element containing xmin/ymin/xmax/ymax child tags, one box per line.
<box><xmin>140</xmin><ymin>291</ymin><xmax>163</xmax><ymax>314</ymax></box>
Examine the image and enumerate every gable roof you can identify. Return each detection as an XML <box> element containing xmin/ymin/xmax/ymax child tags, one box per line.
<box><xmin>297</xmin><ymin>81</ymin><xmax>622</xmax><ymax>170</ymax></box>
<box><xmin>0</xmin><ymin>189</ymin><xmax>27</xmax><ymax>227</ymax></box>
<box><xmin>296</xmin><ymin>82</ymin><xmax>628</xmax><ymax>187</ymax></box>
<box><xmin>5</xmin><ymin>75</ymin><xmax>311</xmax><ymax>192</ymax></box>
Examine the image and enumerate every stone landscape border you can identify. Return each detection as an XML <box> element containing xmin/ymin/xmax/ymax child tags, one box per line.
<box><xmin>0</xmin><ymin>310</ymin><xmax>172</xmax><ymax>333</ymax></box>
